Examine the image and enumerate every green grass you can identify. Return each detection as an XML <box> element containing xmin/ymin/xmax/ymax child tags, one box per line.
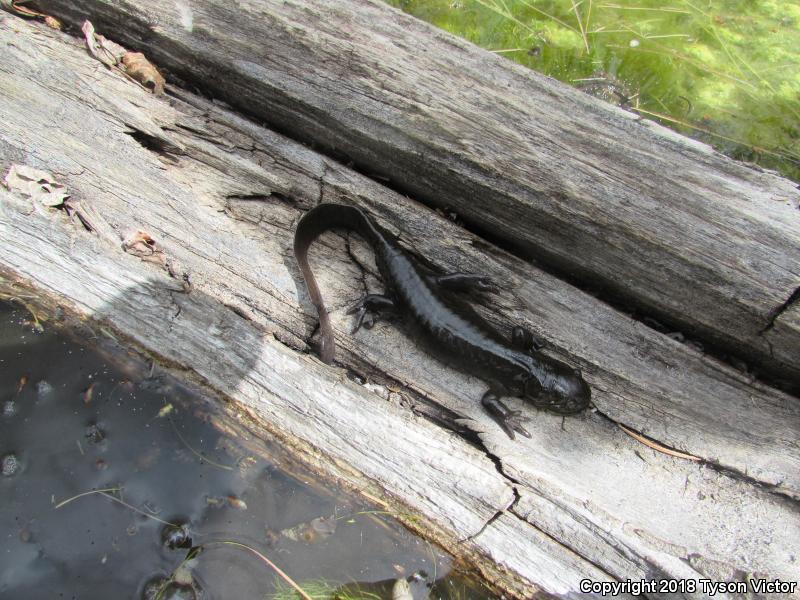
<box><xmin>268</xmin><ymin>578</ymin><xmax>383</xmax><ymax>600</ymax></box>
<box><xmin>385</xmin><ymin>0</ymin><xmax>800</xmax><ymax>181</ymax></box>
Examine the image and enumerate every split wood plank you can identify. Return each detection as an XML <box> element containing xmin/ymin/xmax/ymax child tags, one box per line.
<box><xmin>40</xmin><ymin>0</ymin><xmax>800</xmax><ymax>389</ymax></box>
<box><xmin>1</xmin><ymin>16</ymin><xmax>798</xmax><ymax>599</ymax></box>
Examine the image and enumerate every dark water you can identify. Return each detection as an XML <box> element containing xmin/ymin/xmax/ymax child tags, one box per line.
<box><xmin>0</xmin><ymin>302</ymin><xmax>493</xmax><ymax>600</ymax></box>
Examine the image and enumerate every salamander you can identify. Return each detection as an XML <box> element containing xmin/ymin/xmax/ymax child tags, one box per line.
<box><xmin>293</xmin><ymin>203</ymin><xmax>590</xmax><ymax>438</ymax></box>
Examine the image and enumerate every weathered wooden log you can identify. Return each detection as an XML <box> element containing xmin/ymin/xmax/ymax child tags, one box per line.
<box><xmin>39</xmin><ymin>0</ymin><xmax>800</xmax><ymax>390</ymax></box>
<box><xmin>1</xmin><ymin>15</ymin><xmax>798</xmax><ymax>599</ymax></box>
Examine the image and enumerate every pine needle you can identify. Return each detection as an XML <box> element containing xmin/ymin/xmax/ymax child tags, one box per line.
<box><xmin>618</xmin><ymin>424</ymin><xmax>701</xmax><ymax>462</ymax></box>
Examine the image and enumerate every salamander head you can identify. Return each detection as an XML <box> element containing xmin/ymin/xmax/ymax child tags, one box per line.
<box><xmin>548</xmin><ymin>370</ymin><xmax>591</xmax><ymax>414</ymax></box>
<box><xmin>523</xmin><ymin>360</ymin><xmax>591</xmax><ymax>415</ymax></box>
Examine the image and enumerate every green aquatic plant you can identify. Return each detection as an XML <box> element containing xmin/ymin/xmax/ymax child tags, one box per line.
<box><xmin>269</xmin><ymin>578</ymin><xmax>383</xmax><ymax>600</ymax></box>
<box><xmin>386</xmin><ymin>0</ymin><xmax>800</xmax><ymax>181</ymax></box>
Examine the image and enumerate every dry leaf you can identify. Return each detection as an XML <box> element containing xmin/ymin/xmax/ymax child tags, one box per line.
<box><xmin>205</xmin><ymin>495</ymin><xmax>247</xmax><ymax>510</ymax></box>
<box><xmin>80</xmin><ymin>22</ymin><xmax>165</xmax><ymax>95</ymax></box>
<box><xmin>4</xmin><ymin>164</ymin><xmax>95</xmax><ymax>231</ymax></box>
<box><xmin>225</xmin><ymin>496</ymin><xmax>248</xmax><ymax>510</ymax></box>
<box><xmin>121</xmin><ymin>52</ymin><xmax>165</xmax><ymax>95</ymax></box>
<box><xmin>3</xmin><ymin>164</ymin><xmax>69</xmax><ymax>207</ymax></box>
<box><xmin>44</xmin><ymin>16</ymin><xmax>62</xmax><ymax>29</ymax></box>
<box><xmin>82</xmin><ymin>20</ymin><xmax>126</xmax><ymax>68</ymax></box>
<box><xmin>122</xmin><ymin>230</ymin><xmax>167</xmax><ymax>268</ymax></box>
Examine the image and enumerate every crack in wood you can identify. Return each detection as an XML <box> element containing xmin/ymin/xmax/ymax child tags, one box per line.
<box><xmin>760</xmin><ymin>285</ymin><xmax>800</xmax><ymax>335</ymax></box>
<box><xmin>124</xmin><ymin>126</ymin><xmax>184</xmax><ymax>159</ymax></box>
<box><xmin>317</xmin><ymin>161</ymin><xmax>329</xmax><ymax>207</ymax></box>
<box><xmin>506</xmin><ymin>504</ymin><xmax>627</xmax><ymax>590</ymax></box>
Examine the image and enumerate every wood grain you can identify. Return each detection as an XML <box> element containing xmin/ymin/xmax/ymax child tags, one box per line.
<box><xmin>39</xmin><ymin>0</ymin><xmax>800</xmax><ymax>389</ymax></box>
<box><xmin>1</xmin><ymin>16</ymin><xmax>798</xmax><ymax>599</ymax></box>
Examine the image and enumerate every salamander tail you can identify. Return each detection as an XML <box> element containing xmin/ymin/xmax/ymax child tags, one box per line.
<box><xmin>293</xmin><ymin>203</ymin><xmax>376</xmax><ymax>364</ymax></box>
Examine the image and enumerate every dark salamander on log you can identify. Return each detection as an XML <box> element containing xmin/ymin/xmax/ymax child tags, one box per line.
<box><xmin>294</xmin><ymin>203</ymin><xmax>591</xmax><ymax>438</ymax></box>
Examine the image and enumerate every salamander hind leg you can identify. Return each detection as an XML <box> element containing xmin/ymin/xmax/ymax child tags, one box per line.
<box><xmin>432</xmin><ymin>273</ymin><xmax>497</xmax><ymax>294</ymax></box>
<box><xmin>481</xmin><ymin>389</ymin><xmax>531</xmax><ymax>440</ymax></box>
<box><xmin>346</xmin><ymin>294</ymin><xmax>396</xmax><ymax>334</ymax></box>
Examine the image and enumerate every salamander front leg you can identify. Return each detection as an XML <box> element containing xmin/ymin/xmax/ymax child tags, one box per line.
<box><xmin>511</xmin><ymin>325</ymin><xmax>547</xmax><ymax>352</ymax></box>
<box><xmin>431</xmin><ymin>273</ymin><xmax>497</xmax><ymax>294</ymax></box>
<box><xmin>481</xmin><ymin>390</ymin><xmax>531</xmax><ymax>440</ymax></box>
<box><xmin>346</xmin><ymin>294</ymin><xmax>396</xmax><ymax>334</ymax></box>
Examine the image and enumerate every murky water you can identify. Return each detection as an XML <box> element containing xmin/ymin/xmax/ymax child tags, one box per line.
<box><xmin>0</xmin><ymin>302</ymin><xmax>493</xmax><ymax>600</ymax></box>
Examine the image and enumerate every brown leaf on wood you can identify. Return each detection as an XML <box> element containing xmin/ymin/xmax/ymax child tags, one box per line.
<box><xmin>79</xmin><ymin>22</ymin><xmax>164</xmax><ymax>95</ymax></box>
<box><xmin>81</xmin><ymin>20</ymin><xmax>125</xmax><ymax>68</ymax></box>
<box><xmin>3</xmin><ymin>164</ymin><xmax>96</xmax><ymax>231</ymax></box>
<box><xmin>121</xmin><ymin>52</ymin><xmax>165</xmax><ymax>95</ymax></box>
<box><xmin>3</xmin><ymin>164</ymin><xmax>69</xmax><ymax>207</ymax></box>
<box><xmin>43</xmin><ymin>15</ymin><xmax>62</xmax><ymax>29</ymax></box>
<box><xmin>121</xmin><ymin>229</ymin><xmax>168</xmax><ymax>268</ymax></box>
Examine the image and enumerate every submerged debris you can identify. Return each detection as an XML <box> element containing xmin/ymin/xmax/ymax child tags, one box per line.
<box><xmin>161</xmin><ymin>522</ymin><xmax>193</xmax><ymax>550</ymax></box>
<box><xmin>84</xmin><ymin>422</ymin><xmax>105</xmax><ymax>444</ymax></box>
<box><xmin>205</xmin><ymin>495</ymin><xmax>248</xmax><ymax>510</ymax></box>
<box><xmin>392</xmin><ymin>577</ymin><xmax>413</xmax><ymax>600</ymax></box>
<box><xmin>156</xmin><ymin>403</ymin><xmax>174</xmax><ymax>419</ymax></box>
<box><xmin>83</xmin><ymin>382</ymin><xmax>95</xmax><ymax>404</ymax></box>
<box><xmin>279</xmin><ymin>515</ymin><xmax>337</xmax><ymax>544</ymax></box>
<box><xmin>141</xmin><ymin>576</ymin><xmax>197</xmax><ymax>600</ymax></box>
<box><xmin>2</xmin><ymin>453</ymin><xmax>20</xmax><ymax>476</ymax></box>
<box><xmin>36</xmin><ymin>380</ymin><xmax>53</xmax><ymax>397</ymax></box>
